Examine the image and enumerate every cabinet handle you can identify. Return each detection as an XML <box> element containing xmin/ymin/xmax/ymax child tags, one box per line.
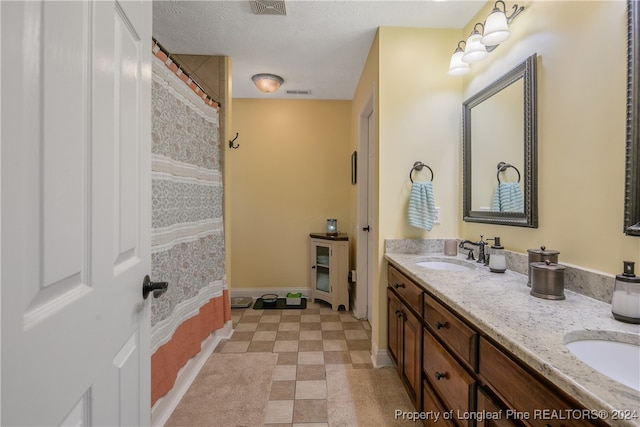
<box><xmin>394</xmin><ymin>283</ymin><xmax>406</xmax><ymax>289</ymax></box>
<box><xmin>435</xmin><ymin>321</ymin><xmax>448</xmax><ymax>330</ymax></box>
<box><xmin>434</xmin><ymin>371</ymin><xmax>447</xmax><ymax>380</ymax></box>
<box><xmin>395</xmin><ymin>310</ymin><xmax>402</xmax><ymax>318</ymax></box>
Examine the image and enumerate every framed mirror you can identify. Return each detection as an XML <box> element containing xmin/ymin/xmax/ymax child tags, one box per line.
<box><xmin>625</xmin><ymin>0</ymin><xmax>640</xmax><ymax>236</ymax></box>
<box><xmin>463</xmin><ymin>53</ymin><xmax>538</xmax><ymax>227</ymax></box>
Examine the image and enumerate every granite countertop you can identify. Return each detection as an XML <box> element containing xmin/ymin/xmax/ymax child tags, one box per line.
<box><xmin>385</xmin><ymin>252</ymin><xmax>640</xmax><ymax>427</ymax></box>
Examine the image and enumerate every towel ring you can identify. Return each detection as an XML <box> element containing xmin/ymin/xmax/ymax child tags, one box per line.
<box><xmin>409</xmin><ymin>161</ymin><xmax>434</xmax><ymax>183</ymax></box>
<box><xmin>496</xmin><ymin>161</ymin><xmax>521</xmax><ymax>183</ymax></box>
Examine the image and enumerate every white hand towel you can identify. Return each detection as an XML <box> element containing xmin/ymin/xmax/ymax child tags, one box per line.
<box><xmin>492</xmin><ymin>182</ymin><xmax>524</xmax><ymax>213</ymax></box>
<box><xmin>408</xmin><ymin>181</ymin><xmax>436</xmax><ymax>231</ymax></box>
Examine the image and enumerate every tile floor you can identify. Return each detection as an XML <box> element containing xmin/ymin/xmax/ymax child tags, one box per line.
<box><xmin>214</xmin><ymin>299</ymin><xmax>408</xmax><ymax>426</ymax></box>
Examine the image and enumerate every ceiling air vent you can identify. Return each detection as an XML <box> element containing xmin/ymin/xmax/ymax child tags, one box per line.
<box><xmin>250</xmin><ymin>0</ymin><xmax>286</xmax><ymax>15</ymax></box>
<box><xmin>286</xmin><ymin>90</ymin><xmax>312</xmax><ymax>95</ymax></box>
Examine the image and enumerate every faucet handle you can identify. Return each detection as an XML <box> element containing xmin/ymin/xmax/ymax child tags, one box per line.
<box><xmin>466</xmin><ymin>248</ymin><xmax>475</xmax><ymax>260</ymax></box>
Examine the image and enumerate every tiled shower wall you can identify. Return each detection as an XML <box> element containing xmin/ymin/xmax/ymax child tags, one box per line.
<box><xmin>149</xmin><ymin>55</ymin><xmax>228</xmax><ymax>405</ymax></box>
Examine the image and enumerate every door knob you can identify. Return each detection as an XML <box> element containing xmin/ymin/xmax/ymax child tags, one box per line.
<box><xmin>142</xmin><ymin>275</ymin><xmax>168</xmax><ymax>300</ymax></box>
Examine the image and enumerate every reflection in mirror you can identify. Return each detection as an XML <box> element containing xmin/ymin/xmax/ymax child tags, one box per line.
<box><xmin>625</xmin><ymin>0</ymin><xmax>640</xmax><ymax>236</ymax></box>
<box><xmin>463</xmin><ymin>53</ymin><xmax>538</xmax><ymax>227</ymax></box>
<box><xmin>471</xmin><ymin>79</ymin><xmax>524</xmax><ymax>211</ymax></box>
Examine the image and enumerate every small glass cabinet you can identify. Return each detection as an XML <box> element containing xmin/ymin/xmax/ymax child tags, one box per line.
<box><xmin>309</xmin><ymin>233</ymin><xmax>349</xmax><ymax>311</ymax></box>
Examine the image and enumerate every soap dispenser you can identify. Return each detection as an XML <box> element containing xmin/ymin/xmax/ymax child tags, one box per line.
<box><xmin>611</xmin><ymin>261</ymin><xmax>640</xmax><ymax>324</ymax></box>
<box><xmin>487</xmin><ymin>237</ymin><xmax>506</xmax><ymax>273</ymax></box>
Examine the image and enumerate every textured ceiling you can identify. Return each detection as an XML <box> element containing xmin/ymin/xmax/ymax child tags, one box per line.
<box><xmin>152</xmin><ymin>1</ymin><xmax>486</xmax><ymax>100</ymax></box>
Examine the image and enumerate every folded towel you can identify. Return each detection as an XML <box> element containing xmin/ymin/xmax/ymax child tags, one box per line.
<box><xmin>492</xmin><ymin>182</ymin><xmax>524</xmax><ymax>213</ymax></box>
<box><xmin>408</xmin><ymin>181</ymin><xmax>436</xmax><ymax>231</ymax></box>
<box><xmin>316</xmin><ymin>273</ymin><xmax>330</xmax><ymax>292</ymax></box>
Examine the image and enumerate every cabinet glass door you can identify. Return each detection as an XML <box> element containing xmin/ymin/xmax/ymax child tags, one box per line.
<box><xmin>315</xmin><ymin>245</ymin><xmax>330</xmax><ymax>294</ymax></box>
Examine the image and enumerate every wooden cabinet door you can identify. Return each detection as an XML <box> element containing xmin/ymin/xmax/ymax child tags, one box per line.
<box><xmin>402</xmin><ymin>307</ymin><xmax>422</xmax><ymax>406</ymax></box>
<box><xmin>387</xmin><ymin>288</ymin><xmax>402</xmax><ymax>367</ymax></box>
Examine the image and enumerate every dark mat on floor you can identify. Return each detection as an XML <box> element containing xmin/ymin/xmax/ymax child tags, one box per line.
<box><xmin>253</xmin><ymin>297</ymin><xmax>307</xmax><ymax>310</ymax></box>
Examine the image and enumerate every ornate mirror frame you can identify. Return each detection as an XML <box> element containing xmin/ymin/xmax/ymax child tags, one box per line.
<box><xmin>625</xmin><ymin>0</ymin><xmax>640</xmax><ymax>236</ymax></box>
<box><xmin>462</xmin><ymin>53</ymin><xmax>538</xmax><ymax>227</ymax></box>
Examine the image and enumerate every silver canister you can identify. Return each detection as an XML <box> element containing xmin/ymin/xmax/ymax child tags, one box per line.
<box><xmin>527</xmin><ymin>246</ymin><xmax>560</xmax><ymax>287</ymax></box>
<box><xmin>530</xmin><ymin>260</ymin><xmax>566</xmax><ymax>300</ymax></box>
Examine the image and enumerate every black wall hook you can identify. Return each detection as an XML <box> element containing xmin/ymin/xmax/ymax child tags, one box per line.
<box><xmin>229</xmin><ymin>132</ymin><xmax>239</xmax><ymax>149</ymax></box>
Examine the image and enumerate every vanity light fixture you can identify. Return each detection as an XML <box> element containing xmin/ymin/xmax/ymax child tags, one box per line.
<box><xmin>448</xmin><ymin>0</ymin><xmax>524</xmax><ymax>75</ymax></box>
<box><xmin>482</xmin><ymin>0</ymin><xmax>512</xmax><ymax>45</ymax></box>
<box><xmin>447</xmin><ymin>41</ymin><xmax>470</xmax><ymax>76</ymax></box>
<box><xmin>462</xmin><ymin>23</ymin><xmax>489</xmax><ymax>64</ymax></box>
<box><xmin>251</xmin><ymin>73</ymin><xmax>284</xmax><ymax>93</ymax></box>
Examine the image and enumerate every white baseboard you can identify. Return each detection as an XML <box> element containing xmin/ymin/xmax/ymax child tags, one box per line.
<box><xmin>151</xmin><ymin>320</ymin><xmax>233</xmax><ymax>427</ymax></box>
<box><xmin>230</xmin><ymin>287</ymin><xmax>311</xmax><ymax>299</ymax></box>
<box><xmin>371</xmin><ymin>341</ymin><xmax>392</xmax><ymax>368</ymax></box>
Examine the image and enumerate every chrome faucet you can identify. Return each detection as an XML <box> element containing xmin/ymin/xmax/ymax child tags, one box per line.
<box><xmin>459</xmin><ymin>235</ymin><xmax>487</xmax><ymax>264</ymax></box>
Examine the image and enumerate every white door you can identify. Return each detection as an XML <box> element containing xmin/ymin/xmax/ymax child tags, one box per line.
<box><xmin>356</xmin><ymin>89</ymin><xmax>375</xmax><ymax>323</ymax></box>
<box><xmin>1</xmin><ymin>1</ymin><xmax>152</xmax><ymax>426</ymax></box>
<box><xmin>365</xmin><ymin>108</ymin><xmax>375</xmax><ymax>325</ymax></box>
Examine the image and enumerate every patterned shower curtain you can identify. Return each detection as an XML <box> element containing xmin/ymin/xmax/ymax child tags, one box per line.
<box><xmin>149</xmin><ymin>54</ymin><xmax>227</xmax><ymax>404</ymax></box>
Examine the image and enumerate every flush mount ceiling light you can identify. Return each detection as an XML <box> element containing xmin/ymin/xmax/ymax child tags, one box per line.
<box><xmin>448</xmin><ymin>1</ymin><xmax>524</xmax><ymax>75</ymax></box>
<box><xmin>251</xmin><ymin>73</ymin><xmax>284</xmax><ymax>93</ymax></box>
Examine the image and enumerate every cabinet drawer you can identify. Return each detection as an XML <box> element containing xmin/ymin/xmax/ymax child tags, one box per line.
<box><xmin>424</xmin><ymin>329</ymin><xmax>476</xmax><ymax>426</ymax></box>
<box><xmin>477</xmin><ymin>387</ymin><xmax>519</xmax><ymax>427</ymax></box>
<box><xmin>424</xmin><ymin>293</ymin><xmax>478</xmax><ymax>369</ymax></box>
<box><xmin>388</xmin><ymin>266</ymin><xmax>423</xmax><ymax>314</ymax></box>
<box><xmin>479</xmin><ymin>338</ymin><xmax>595</xmax><ymax>427</ymax></box>
<box><xmin>423</xmin><ymin>380</ymin><xmax>456</xmax><ymax>427</ymax></box>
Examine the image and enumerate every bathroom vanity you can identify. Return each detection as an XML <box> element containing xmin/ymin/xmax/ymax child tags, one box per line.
<box><xmin>385</xmin><ymin>251</ymin><xmax>639</xmax><ymax>427</ymax></box>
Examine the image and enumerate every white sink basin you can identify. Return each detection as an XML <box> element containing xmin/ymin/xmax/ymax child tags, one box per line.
<box><xmin>566</xmin><ymin>337</ymin><xmax>640</xmax><ymax>391</ymax></box>
<box><xmin>415</xmin><ymin>260</ymin><xmax>474</xmax><ymax>272</ymax></box>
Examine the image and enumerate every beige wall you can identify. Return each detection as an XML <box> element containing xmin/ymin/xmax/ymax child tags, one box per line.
<box><xmin>459</xmin><ymin>0</ymin><xmax>640</xmax><ymax>273</ymax></box>
<box><xmin>375</xmin><ymin>27</ymin><xmax>464</xmax><ymax>350</ymax></box>
<box><xmin>228</xmin><ymin>99</ymin><xmax>352</xmax><ymax>289</ymax></box>
<box><xmin>223</xmin><ymin>57</ymin><xmax>234</xmax><ymax>288</ymax></box>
